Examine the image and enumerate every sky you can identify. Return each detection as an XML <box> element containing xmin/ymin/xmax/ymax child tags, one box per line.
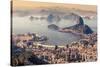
<box><xmin>12</xmin><ymin>0</ymin><xmax>97</xmax><ymax>12</ymax></box>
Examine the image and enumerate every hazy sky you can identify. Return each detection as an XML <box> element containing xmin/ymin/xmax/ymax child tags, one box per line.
<box><xmin>12</xmin><ymin>0</ymin><xmax>97</xmax><ymax>12</ymax></box>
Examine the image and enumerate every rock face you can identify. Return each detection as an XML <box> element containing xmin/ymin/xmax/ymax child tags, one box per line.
<box><xmin>83</xmin><ymin>25</ymin><xmax>93</xmax><ymax>34</ymax></box>
<box><xmin>47</xmin><ymin>14</ymin><xmax>54</xmax><ymax>23</ymax></box>
<box><xmin>48</xmin><ymin>24</ymin><xmax>59</xmax><ymax>30</ymax></box>
<box><xmin>62</xmin><ymin>16</ymin><xmax>93</xmax><ymax>34</ymax></box>
<box><xmin>47</xmin><ymin>14</ymin><xmax>61</xmax><ymax>23</ymax></box>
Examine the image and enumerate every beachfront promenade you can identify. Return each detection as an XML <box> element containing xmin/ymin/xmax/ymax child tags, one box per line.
<box><xmin>11</xmin><ymin>32</ymin><xmax>97</xmax><ymax>66</ymax></box>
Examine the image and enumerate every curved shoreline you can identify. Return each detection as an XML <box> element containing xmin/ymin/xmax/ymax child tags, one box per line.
<box><xmin>13</xmin><ymin>32</ymin><xmax>96</xmax><ymax>46</ymax></box>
